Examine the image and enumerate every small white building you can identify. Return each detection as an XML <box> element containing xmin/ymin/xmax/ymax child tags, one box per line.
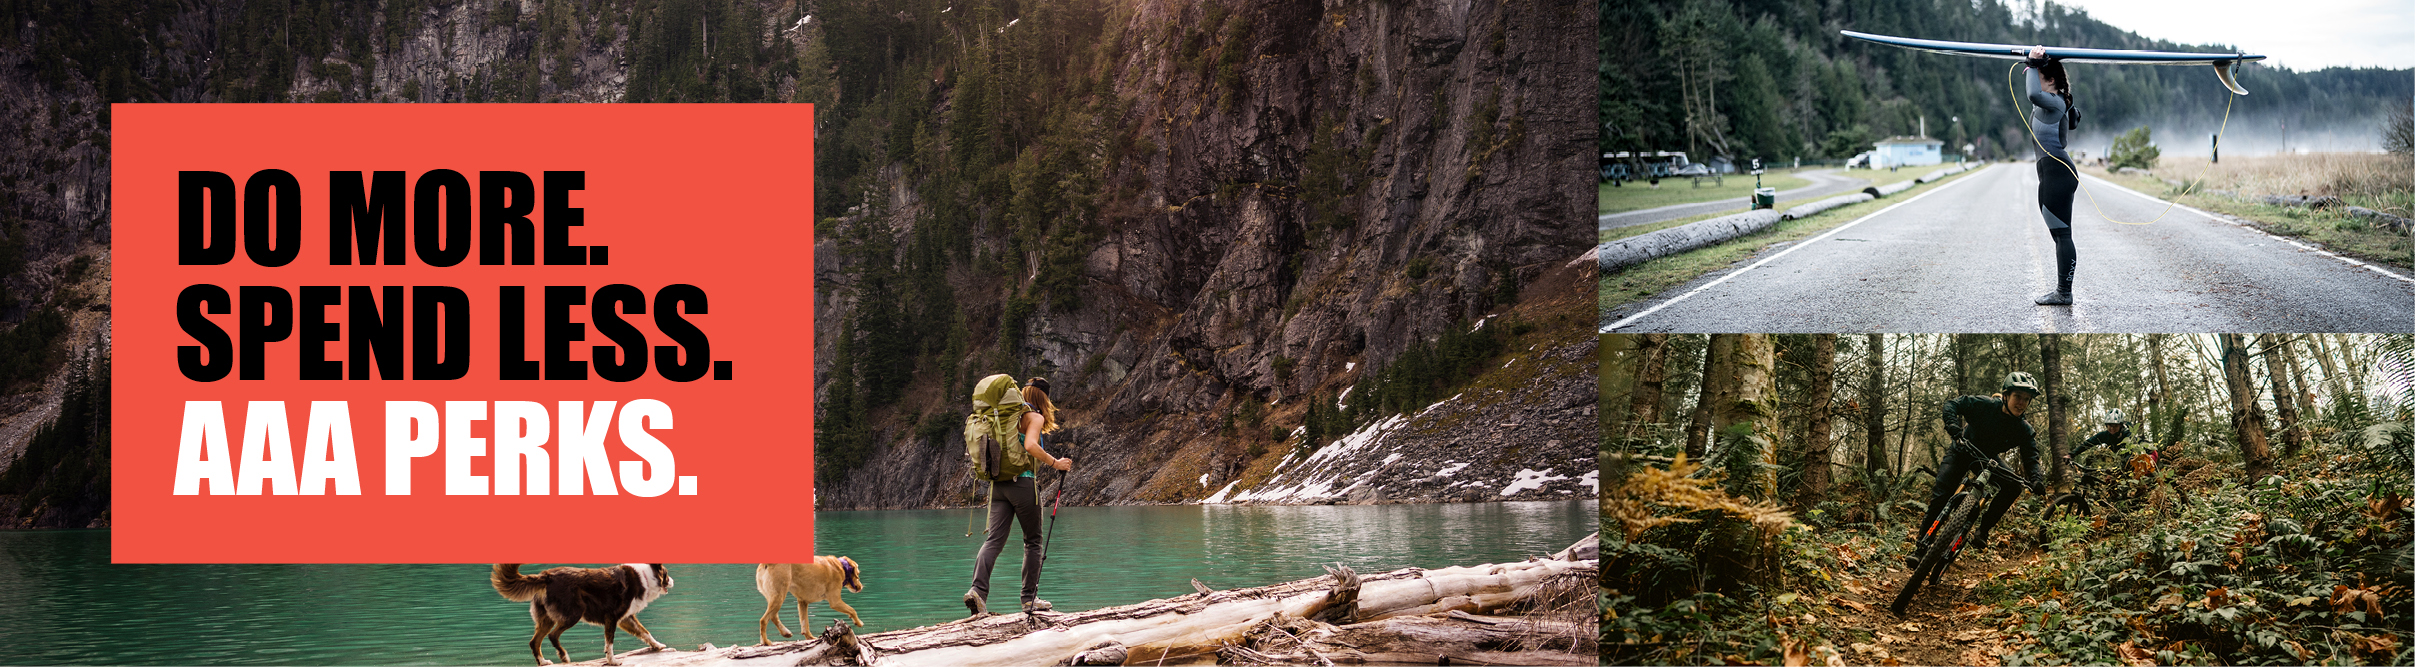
<box><xmin>1872</xmin><ymin>136</ymin><xmax>1944</xmax><ymax>168</ymax></box>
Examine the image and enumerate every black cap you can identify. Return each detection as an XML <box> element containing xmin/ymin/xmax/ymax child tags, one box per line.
<box><xmin>1026</xmin><ymin>377</ymin><xmax>1051</xmax><ymax>394</ymax></box>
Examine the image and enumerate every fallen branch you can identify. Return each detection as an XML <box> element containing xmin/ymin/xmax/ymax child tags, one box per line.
<box><xmin>556</xmin><ymin>539</ymin><xmax>1597</xmax><ymax>667</ymax></box>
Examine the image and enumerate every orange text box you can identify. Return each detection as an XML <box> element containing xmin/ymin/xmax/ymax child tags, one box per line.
<box><xmin>111</xmin><ymin>104</ymin><xmax>813</xmax><ymax>563</ymax></box>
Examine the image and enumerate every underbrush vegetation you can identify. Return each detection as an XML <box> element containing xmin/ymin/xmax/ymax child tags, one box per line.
<box><xmin>1603</xmin><ymin>334</ymin><xmax>2415</xmax><ymax>666</ymax></box>
<box><xmin>1605</xmin><ymin>427</ymin><xmax>2412</xmax><ymax>666</ymax></box>
<box><xmin>1995</xmin><ymin>440</ymin><xmax>2413</xmax><ymax>666</ymax></box>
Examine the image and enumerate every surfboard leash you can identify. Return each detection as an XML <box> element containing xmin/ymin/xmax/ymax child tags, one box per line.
<box><xmin>2008</xmin><ymin>61</ymin><xmax>2236</xmax><ymax>226</ymax></box>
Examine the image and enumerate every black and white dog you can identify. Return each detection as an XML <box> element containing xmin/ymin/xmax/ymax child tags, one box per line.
<box><xmin>491</xmin><ymin>564</ymin><xmax>675</xmax><ymax>665</ymax></box>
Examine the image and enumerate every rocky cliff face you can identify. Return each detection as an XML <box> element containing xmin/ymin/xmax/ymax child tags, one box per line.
<box><xmin>812</xmin><ymin>0</ymin><xmax>1596</xmax><ymax>510</ymax></box>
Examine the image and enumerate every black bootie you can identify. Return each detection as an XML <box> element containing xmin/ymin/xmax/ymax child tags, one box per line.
<box><xmin>2036</xmin><ymin>265</ymin><xmax>2074</xmax><ymax>305</ymax></box>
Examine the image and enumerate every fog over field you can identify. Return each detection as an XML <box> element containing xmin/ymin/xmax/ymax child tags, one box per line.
<box><xmin>2060</xmin><ymin>110</ymin><xmax>2398</xmax><ymax>158</ymax></box>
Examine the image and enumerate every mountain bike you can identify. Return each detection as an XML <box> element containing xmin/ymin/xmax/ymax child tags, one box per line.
<box><xmin>2034</xmin><ymin>457</ymin><xmax>2139</xmax><ymax>549</ymax></box>
<box><xmin>1891</xmin><ymin>439</ymin><xmax>2034</xmax><ymax>615</ymax></box>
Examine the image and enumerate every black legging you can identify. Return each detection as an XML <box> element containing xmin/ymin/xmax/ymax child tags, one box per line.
<box><xmin>2037</xmin><ymin>156</ymin><xmax>2078</xmax><ymax>293</ymax></box>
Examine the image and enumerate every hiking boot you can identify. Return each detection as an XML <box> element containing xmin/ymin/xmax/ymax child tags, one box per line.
<box><xmin>2034</xmin><ymin>290</ymin><xmax>2072</xmax><ymax>306</ymax></box>
<box><xmin>963</xmin><ymin>588</ymin><xmax>987</xmax><ymax>616</ymax></box>
<box><xmin>1022</xmin><ymin>599</ymin><xmax>1053</xmax><ymax>613</ymax></box>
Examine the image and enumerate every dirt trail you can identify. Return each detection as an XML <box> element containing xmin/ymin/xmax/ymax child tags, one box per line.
<box><xmin>1816</xmin><ymin>540</ymin><xmax>2040</xmax><ymax>667</ymax></box>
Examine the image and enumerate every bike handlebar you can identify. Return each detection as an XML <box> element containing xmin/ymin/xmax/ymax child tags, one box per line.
<box><xmin>1952</xmin><ymin>439</ymin><xmax>2034</xmax><ymax>488</ymax></box>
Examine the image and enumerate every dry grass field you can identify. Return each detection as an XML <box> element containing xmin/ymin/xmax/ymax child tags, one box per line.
<box><xmin>2154</xmin><ymin>152</ymin><xmax>2415</xmax><ymax>217</ymax></box>
<box><xmin>2096</xmin><ymin>152</ymin><xmax>2415</xmax><ymax>271</ymax></box>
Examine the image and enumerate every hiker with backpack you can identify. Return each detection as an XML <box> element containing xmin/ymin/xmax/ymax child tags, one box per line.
<box><xmin>963</xmin><ymin>375</ymin><xmax>1072</xmax><ymax>616</ymax></box>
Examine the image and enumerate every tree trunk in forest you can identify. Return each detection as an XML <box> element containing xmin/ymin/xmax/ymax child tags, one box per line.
<box><xmin>2282</xmin><ymin>337</ymin><xmax>2315</xmax><ymax>422</ymax></box>
<box><xmin>2312</xmin><ymin>334</ymin><xmax>2346</xmax><ymax>405</ymax></box>
<box><xmin>1602</xmin><ymin>336</ymin><xmax>1640</xmax><ymax>438</ymax></box>
<box><xmin>1897</xmin><ymin>337</ymin><xmax>1923</xmax><ymax>475</ymax></box>
<box><xmin>2041</xmin><ymin>334</ymin><xmax>2067</xmax><ymax>488</ymax></box>
<box><xmin>1632</xmin><ymin>334</ymin><xmax>1671</xmax><ymax>434</ymax></box>
<box><xmin>2149</xmin><ymin>334</ymin><xmax>2169</xmax><ymax>445</ymax></box>
<box><xmin>2260</xmin><ymin>335</ymin><xmax>2306</xmax><ymax>457</ymax></box>
<box><xmin>2334</xmin><ymin>334</ymin><xmax>2368</xmax><ymax>407</ymax></box>
<box><xmin>1953</xmin><ymin>334</ymin><xmax>1970</xmax><ymax>397</ymax></box>
<box><xmin>1864</xmin><ymin>334</ymin><xmax>1886</xmax><ymax>478</ymax></box>
<box><xmin>2220</xmin><ymin>334</ymin><xmax>2276</xmax><ymax>482</ymax></box>
<box><xmin>1707</xmin><ymin>334</ymin><xmax>1776</xmax><ymax>498</ymax></box>
<box><xmin>1804</xmin><ymin>335</ymin><xmax>1837</xmax><ymax>509</ymax></box>
<box><xmin>1685</xmin><ymin>338</ymin><xmax>1717</xmax><ymax>459</ymax></box>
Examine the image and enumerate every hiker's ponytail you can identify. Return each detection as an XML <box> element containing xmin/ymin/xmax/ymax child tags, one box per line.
<box><xmin>1023</xmin><ymin>384</ymin><xmax>1060</xmax><ymax>434</ymax></box>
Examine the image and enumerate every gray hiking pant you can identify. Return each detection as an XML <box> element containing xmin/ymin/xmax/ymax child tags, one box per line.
<box><xmin>971</xmin><ymin>477</ymin><xmax>1044</xmax><ymax>605</ymax></box>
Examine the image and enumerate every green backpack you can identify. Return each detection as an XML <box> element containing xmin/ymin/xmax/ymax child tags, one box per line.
<box><xmin>966</xmin><ymin>374</ymin><xmax>1035</xmax><ymax>482</ymax></box>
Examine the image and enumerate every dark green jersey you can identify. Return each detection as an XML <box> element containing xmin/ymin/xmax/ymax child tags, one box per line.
<box><xmin>2073</xmin><ymin>428</ymin><xmax>2130</xmax><ymax>459</ymax></box>
<box><xmin>1942</xmin><ymin>395</ymin><xmax>2041</xmax><ymax>482</ymax></box>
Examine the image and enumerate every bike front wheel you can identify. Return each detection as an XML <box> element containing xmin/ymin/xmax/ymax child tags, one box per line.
<box><xmin>1893</xmin><ymin>493</ymin><xmax>1979</xmax><ymax>615</ymax></box>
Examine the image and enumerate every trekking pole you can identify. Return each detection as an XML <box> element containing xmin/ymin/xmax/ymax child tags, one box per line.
<box><xmin>1041</xmin><ymin>464</ymin><xmax>1063</xmax><ymax>564</ymax></box>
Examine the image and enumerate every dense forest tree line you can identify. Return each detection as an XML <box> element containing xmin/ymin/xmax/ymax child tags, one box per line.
<box><xmin>1602</xmin><ymin>334</ymin><xmax>2415</xmax><ymax>665</ymax></box>
<box><xmin>1600</xmin><ymin>0</ymin><xmax>2415</xmax><ymax>164</ymax></box>
<box><xmin>1607</xmin><ymin>334</ymin><xmax>2395</xmax><ymax>509</ymax></box>
<box><xmin>809</xmin><ymin>0</ymin><xmax>1126</xmax><ymax>482</ymax></box>
<box><xmin>0</xmin><ymin>344</ymin><xmax>107</xmax><ymax>527</ymax></box>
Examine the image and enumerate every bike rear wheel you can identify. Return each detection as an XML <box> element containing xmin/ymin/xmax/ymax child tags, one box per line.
<box><xmin>1893</xmin><ymin>494</ymin><xmax>1979</xmax><ymax>615</ymax></box>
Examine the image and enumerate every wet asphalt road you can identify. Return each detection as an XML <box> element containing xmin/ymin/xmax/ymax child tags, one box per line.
<box><xmin>1598</xmin><ymin>168</ymin><xmax>1872</xmax><ymax>231</ymax></box>
<box><xmin>1601</xmin><ymin>163</ymin><xmax>2415</xmax><ymax>333</ymax></box>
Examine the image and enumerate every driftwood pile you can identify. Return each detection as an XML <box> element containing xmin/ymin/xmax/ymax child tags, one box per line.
<box><xmin>563</xmin><ymin>536</ymin><xmax>1598</xmax><ymax>666</ymax></box>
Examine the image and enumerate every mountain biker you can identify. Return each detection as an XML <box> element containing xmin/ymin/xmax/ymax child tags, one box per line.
<box><xmin>1909</xmin><ymin>372</ymin><xmax>2045</xmax><ymax>565</ymax></box>
<box><xmin>2064</xmin><ymin>409</ymin><xmax>2130</xmax><ymax>468</ymax></box>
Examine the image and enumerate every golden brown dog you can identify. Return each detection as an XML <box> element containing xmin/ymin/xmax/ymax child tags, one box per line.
<box><xmin>755</xmin><ymin>556</ymin><xmax>864</xmax><ymax>645</ymax></box>
<box><xmin>491</xmin><ymin>563</ymin><xmax>674</xmax><ymax>665</ymax></box>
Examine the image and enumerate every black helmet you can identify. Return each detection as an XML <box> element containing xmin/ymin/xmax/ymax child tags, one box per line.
<box><xmin>2002</xmin><ymin>372</ymin><xmax>2041</xmax><ymax>397</ymax></box>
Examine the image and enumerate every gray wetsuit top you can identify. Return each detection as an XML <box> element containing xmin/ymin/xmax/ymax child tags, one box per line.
<box><xmin>2027</xmin><ymin>66</ymin><xmax>2070</xmax><ymax>160</ymax></box>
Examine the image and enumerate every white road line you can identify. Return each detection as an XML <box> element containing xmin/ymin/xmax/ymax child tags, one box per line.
<box><xmin>1602</xmin><ymin>165</ymin><xmax>1996</xmax><ymax>332</ymax></box>
<box><xmin>2079</xmin><ymin>172</ymin><xmax>2415</xmax><ymax>285</ymax></box>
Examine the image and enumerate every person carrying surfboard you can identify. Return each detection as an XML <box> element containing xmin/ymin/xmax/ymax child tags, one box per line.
<box><xmin>2017</xmin><ymin>45</ymin><xmax>2083</xmax><ymax>306</ymax></box>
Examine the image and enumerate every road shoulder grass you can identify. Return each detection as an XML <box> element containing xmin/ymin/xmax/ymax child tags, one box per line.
<box><xmin>1599</xmin><ymin>167</ymin><xmax>1943</xmax><ymax>244</ymax></box>
<box><xmin>1598</xmin><ymin>164</ymin><xmax>1995</xmax><ymax>320</ymax></box>
<box><xmin>1599</xmin><ymin>170</ymin><xmax>1814</xmax><ymax>214</ymax></box>
<box><xmin>2089</xmin><ymin>168</ymin><xmax>2415</xmax><ymax>274</ymax></box>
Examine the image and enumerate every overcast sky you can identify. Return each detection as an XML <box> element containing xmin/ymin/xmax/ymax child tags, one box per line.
<box><xmin>2048</xmin><ymin>0</ymin><xmax>2415</xmax><ymax>71</ymax></box>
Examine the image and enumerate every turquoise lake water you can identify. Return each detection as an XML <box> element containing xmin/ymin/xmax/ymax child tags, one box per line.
<box><xmin>0</xmin><ymin>499</ymin><xmax>1593</xmax><ymax>665</ymax></box>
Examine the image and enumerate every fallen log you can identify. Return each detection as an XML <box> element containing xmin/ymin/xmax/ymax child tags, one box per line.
<box><xmin>1597</xmin><ymin>209</ymin><xmax>1784</xmax><ymax>272</ymax></box>
<box><xmin>1863</xmin><ymin>180</ymin><xmax>1916</xmax><ymax>198</ymax></box>
<box><xmin>2345</xmin><ymin>206</ymin><xmax>2414</xmax><ymax>233</ymax></box>
<box><xmin>2260</xmin><ymin>194</ymin><xmax>2341</xmax><ymax>208</ymax></box>
<box><xmin>1781</xmin><ymin>192</ymin><xmax>1873</xmax><ymax>220</ymax></box>
<box><xmin>556</xmin><ymin>542</ymin><xmax>1597</xmax><ymax>667</ymax></box>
